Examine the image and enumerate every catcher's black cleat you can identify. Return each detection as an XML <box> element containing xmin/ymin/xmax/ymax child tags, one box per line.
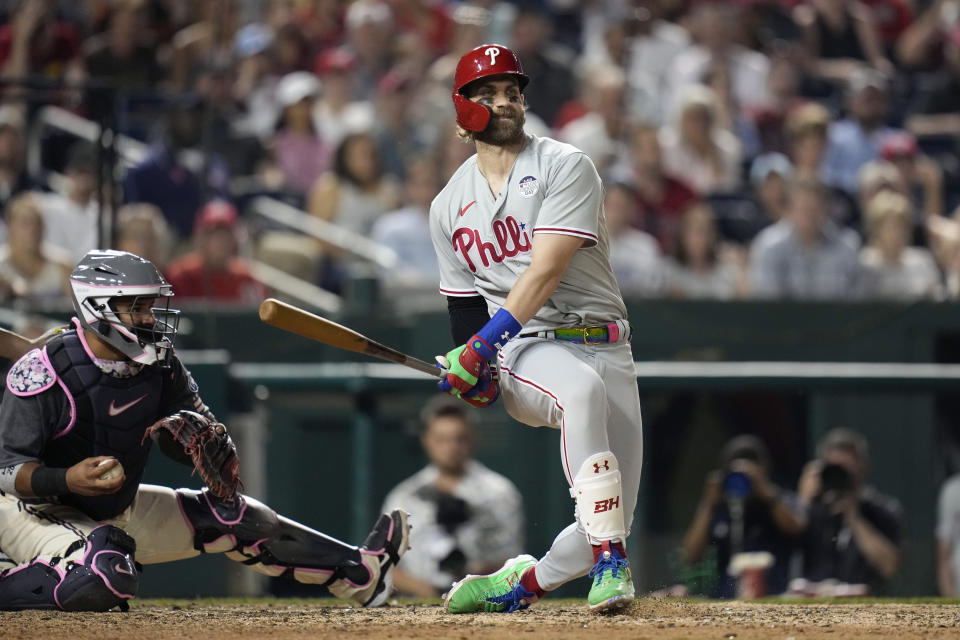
<box><xmin>357</xmin><ymin>509</ymin><xmax>411</xmax><ymax>607</ymax></box>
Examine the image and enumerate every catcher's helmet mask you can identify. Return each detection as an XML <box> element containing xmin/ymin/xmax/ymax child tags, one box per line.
<box><xmin>452</xmin><ymin>44</ymin><xmax>529</xmax><ymax>132</ymax></box>
<box><xmin>70</xmin><ymin>250</ymin><xmax>180</xmax><ymax>367</ymax></box>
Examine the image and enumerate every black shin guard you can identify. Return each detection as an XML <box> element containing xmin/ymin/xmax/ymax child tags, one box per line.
<box><xmin>175</xmin><ymin>488</ymin><xmax>368</xmax><ymax>586</ymax></box>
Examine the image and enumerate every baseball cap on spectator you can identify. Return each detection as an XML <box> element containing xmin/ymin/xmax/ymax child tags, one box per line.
<box><xmin>277</xmin><ymin>71</ymin><xmax>321</xmax><ymax>107</ymax></box>
<box><xmin>0</xmin><ymin>105</ymin><xmax>25</xmax><ymax>132</ymax></box>
<box><xmin>880</xmin><ymin>131</ymin><xmax>918</xmax><ymax>161</ymax></box>
<box><xmin>195</xmin><ymin>200</ymin><xmax>239</xmax><ymax>233</ymax></box>
<box><xmin>314</xmin><ymin>48</ymin><xmax>356</xmax><ymax>76</ymax></box>
<box><xmin>345</xmin><ymin>0</ymin><xmax>392</xmax><ymax>30</ymax></box>
<box><xmin>847</xmin><ymin>68</ymin><xmax>888</xmax><ymax>96</ymax></box>
<box><xmin>234</xmin><ymin>23</ymin><xmax>273</xmax><ymax>58</ymax></box>
<box><xmin>750</xmin><ymin>152</ymin><xmax>794</xmax><ymax>186</ymax></box>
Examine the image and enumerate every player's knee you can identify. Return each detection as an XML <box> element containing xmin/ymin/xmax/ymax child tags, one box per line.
<box><xmin>56</xmin><ymin>525</ymin><xmax>139</xmax><ymax>612</ymax></box>
<box><xmin>563</xmin><ymin>372</ymin><xmax>606</xmax><ymax>412</ymax></box>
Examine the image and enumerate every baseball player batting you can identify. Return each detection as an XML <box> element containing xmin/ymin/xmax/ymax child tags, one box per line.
<box><xmin>432</xmin><ymin>44</ymin><xmax>643</xmax><ymax>613</ymax></box>
<box><xmin>0</xmin><ymin>250</ymin><xmax>409</xmax><ymax>611</ymax></box>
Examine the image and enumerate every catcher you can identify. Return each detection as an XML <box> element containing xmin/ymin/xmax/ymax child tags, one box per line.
<box><xmin>0</xmin><ymin>249</ymin><xmax>409</xmax><ymax>611</ymax></box>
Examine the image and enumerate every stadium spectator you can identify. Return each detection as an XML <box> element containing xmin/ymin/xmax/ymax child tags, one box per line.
<box><xmin>603</xmin><ymin>181</ymin><xmax>663</xmax><ymax>299</ymax></box>
<box><xmin>750</xmin><ymin>179</ymin><xmax>860</xmax><ymax>300</ymax></box>
<box><xmin>663</xmin><ymin>203</ymin><xmax>747</xmax><ymax>300</ymax></box>
<box><xmin>896</xmin><ymin>0</ymin><xmax>953</xmax><ymax>71</ymax></box>
<box><xmin>557</xmin><ymin>65</ymin><xmax>629</xmax><ymax>175</ymax></box>
<box><xmin>114</xmin><ymin>203</ymin><xmax>171</xmax><ymax>271</ymax></box>
<box><xmin>796</xmin><ymin>428</ymin><xmax>903</xmax><ymax>595</ymax></box>
<box><xmin>310</xmin><ymin>48</ymin><xmax>375</xmax><ymax>149</ymax></box>
<box><xmin>308</xmin><ymin>131</ymin><xmax>400</xmax><ymax>238</ymax></box>
<box><xmin>879</xmin><ymin>131</ymin><xmax>945</xmax><ymax>220</ymax></box>
<box><xmin>858</xmin><ymin>191</ymin><xmax>942</xmax><ymax>300</ymax></box>
<box><xmin>664</xmin><ymin>2</ymin><xmax>770</xmax><ymax>120</ymax></box>
<box><xmin>508</xmin><ymin>6</ymin><xmax>576</xmax><ymax>128</ymax></box>
<box><xmin>370</xmin><ymin>155</ymin><xmax>441</xmax><ymax>292</ymax></box>
<box><xmin>381</xmin><ymin>396</ymin><xmax>523</xmax><ymax>598</ymax></box>
<box><xmin>342</xmin><ymin>0</ymin><xmax>396</xmax><ymax>101</ymax></box>
<box><xmin>33</xmin><ymin>141</ymin><xmax>98</xmax><ymax>264</ymax></box>
<box><xmin>371</xmin><ymin>68</ymin><xmax>430</xmax><ymax>181</ymax></box>
<box><xmin>619</xmin><ymin>124</ymin><xmax>699</xmax><ymax>253</ymax></box>
<box><xmin>0</xmin><ymin>106</ymin><xmax>39</xmax><ymax>215</ymax></box>
<box><xmin>269</xmin><ymin>71</ymin><xmax>331</xmax><ymax>196</ymax></box>
<box><xmin>660</xmin><ymin>85</ymin><xmax>743</xmax><ymax>195</ymax></box>
<box><xmin>0</xmin><ymin>0</ymin><xmax>83</xmax><ymax>84</ymax></box>
<box><xmin>822</xmin><ymin>69</ymin><xmax>898</xmax><ymax>196</ymax></box>
<box><xmin>936</xmin><ymin>471</ymin><xmax>960</xmax><ymax>596</ymax></box>
<box><xmin>906</xmin><ymin>25</ymin><xmax>960</xmax><ymax>138</ymax></box>
<box><xmin>0</xmin><ymin>192</ymin><xmax>70</xmax><ymax>307</ymax></box>
<box><xmin>168</xmin><ymin>0</ymin><xmax>240</xmax><ymax>91</ymax></box>
<box><xmin>683</xmin><ymin>435</ymin><xmax>804</xmax><ymax>598</ymax></box>
<box><xmin>83</xmin><ymin>0</ymin><xmax>163</xmax><ymax>122</ymax></box>
<box><xmin>793</xmin><ymin>0</ymin><xmax>893</xmax><ymax>84</ymax></box>
<box><xmin>856</xmin><ymin>160</ymin><xmax>905</xmax><ymax>215</ymax></box>
<box><xmin>750</xmin><ymin>152</ymin><xmax>794</xmax><ymax>225</ymax></box>
<box><xmin>785</xmin><ymin>102</ymin><xmax>831</xmax><ymax>183</ymax></box>
<box><xmin>232</xmin><ymin>22</ymin><xmax>282</xmax><ymax>141</ymax></box>
<box><xmin>164</xmin><ymin>200</ymin><xmax>267</xmax><ymax>303</ymax></box>
<box><xmin>122</xmin><ymin>94</ymin><xmax>230</xmax><ymax>241</ymax></box>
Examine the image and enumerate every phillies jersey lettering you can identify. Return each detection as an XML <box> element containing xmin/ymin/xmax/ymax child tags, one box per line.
<box><xmin>452</xmin><ymin>216</ymin><xmax>531</xmax><ymax>271</ymax></box>
<box><xmin>430</xmin><ymin>135</ymin><xmax>627</xmax><ymax>332</ymax></box>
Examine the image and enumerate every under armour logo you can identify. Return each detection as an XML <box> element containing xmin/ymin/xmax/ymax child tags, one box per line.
<box><xmin>594</xmin><ymin>496</ymin><xmax>620</xmax><ymax>513</ymax></box>
<box><xmin>500</xmin><ymin>331</ymin><xmax>511</xmax><ymax>340</ymax></box>
<box><xmin>593</xmin><ymin>460</ymin><xmax>610</xmax><ymax>473</ymax></box>
<box><xmin>485</xmin><ymin>47</ymin><xmax>500</xmax><ymax>66</ymax></box>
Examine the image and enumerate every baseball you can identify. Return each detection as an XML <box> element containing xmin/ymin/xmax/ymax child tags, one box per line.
<box><xmin>97</xmin><ymin>458</ymin><xmax>124</xmax><ymax>481</ymax></box>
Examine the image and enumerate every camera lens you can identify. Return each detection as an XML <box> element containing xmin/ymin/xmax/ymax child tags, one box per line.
<box><xmin>723</xmin><ymin>470</ymin><xmax>752</xmax><ymax>499</ymax></box>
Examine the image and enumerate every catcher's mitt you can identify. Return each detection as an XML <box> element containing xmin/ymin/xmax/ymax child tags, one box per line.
<box><xmin>144</xmin><ymin>410</ymin><xmax>241</xmax><ymax>500</ymax></box>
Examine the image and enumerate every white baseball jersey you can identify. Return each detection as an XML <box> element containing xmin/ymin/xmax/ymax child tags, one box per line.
<box><xmin>430</xmin><ymin>134</ymin><xmax>628</xmax><ymax>333</ymax></box>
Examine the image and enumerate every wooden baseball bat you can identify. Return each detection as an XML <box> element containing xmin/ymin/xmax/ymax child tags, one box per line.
<box><xmin>258</xmin><ymin>298</ymin><xmax>442</xmax><ymax>378</ymax></box>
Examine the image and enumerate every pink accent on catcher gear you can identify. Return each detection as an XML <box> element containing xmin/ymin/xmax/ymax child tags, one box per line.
<box><xmin>452</xmin><ymin>44</ymin><xmax>529</xmax><ymax>132</ymax></box>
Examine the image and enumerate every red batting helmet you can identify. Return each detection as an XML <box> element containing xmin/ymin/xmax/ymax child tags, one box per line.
<box><xmin>452</xmin><ymin>44</ymin><xmax>529</xmax><ymax>132</ymax></box>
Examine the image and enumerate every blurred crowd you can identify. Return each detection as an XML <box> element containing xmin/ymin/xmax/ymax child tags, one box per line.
<box><xmin>3</xmin><ymin>0</ymin><xmax>960</xmax><ymax>309</ymax></box>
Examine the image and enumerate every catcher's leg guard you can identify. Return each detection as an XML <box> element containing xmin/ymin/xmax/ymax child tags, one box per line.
<box><xmin>570</xmin><ymin>452</ymin><xmax>627</xmax><ymax>544</ymax></box>
<box><xmin>175</xmin><ymin>489</ymin><xmax>410</xmax><ymax>606</ymax></box>
<box><xmin>0</xmin><ymin>525</ymin><xmax>139</xmax><ymax>611</ymax></box>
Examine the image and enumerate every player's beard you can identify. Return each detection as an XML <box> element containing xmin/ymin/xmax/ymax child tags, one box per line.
<box><xmin>475</xmin><ymin>108</ymin><xmax>525</xmax><ymax>146</ymax></box>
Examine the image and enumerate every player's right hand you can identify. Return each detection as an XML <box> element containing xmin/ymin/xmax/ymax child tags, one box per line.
<box><xmin>66</xmin><ymin>456</ymin><xmax>126</xmax><ymax>496</ymax></box>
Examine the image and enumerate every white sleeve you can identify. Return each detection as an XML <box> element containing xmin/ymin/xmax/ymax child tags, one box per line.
<box><xmin>533</xmin><ymin>152</ymin><xmax>602</xmax><ymax>247</ymax></box>
<box><xmin>937</xmin><ymin>477</ymin><xmax>960</xmax><ymax>542</ymax></box>
<box><xmin>429</xmin><ymin>202</ymin><xmax>478</xmax><ymax>297</ymax></box>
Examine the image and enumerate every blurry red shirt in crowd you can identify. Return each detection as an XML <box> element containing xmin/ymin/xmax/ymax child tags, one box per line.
<box><xmin>165</xmin><ymin>200</ymin><xmax>268</xmax><ymax>303</ymax></box>
<box><xmin>636</xmin><ymin>177</ymin><xmax>700</xmax><ymax>254</ymax></box>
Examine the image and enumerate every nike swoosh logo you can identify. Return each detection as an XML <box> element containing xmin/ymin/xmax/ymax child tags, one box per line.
<box><xmin>115</xmin><ymin>562</ymin><xmax>134</xmax><ymax>576</ymax></box>
<box><xmin>458</xmin><ymin>200</ymin><xmax>477</xmax><ymax>217</ymax></box>
<box><xmin>108</xmin><ymin>394</ymin><xmax>147</xmax><ymax>417</ymax></box>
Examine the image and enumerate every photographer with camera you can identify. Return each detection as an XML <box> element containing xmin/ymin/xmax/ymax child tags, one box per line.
<box><xmin>683</xmin><ymin>435</ymin><xmax>805</xmax><ymax>598</ymax></box>
<box><xmin>380</xmin><ymin>396</ymin><xmax>524</xmax><ymax>597</ymax></box>
<box><xmin>797</xmin><ymin>428</ymin><xmax>903</xmax><ymax>594</ymax></box>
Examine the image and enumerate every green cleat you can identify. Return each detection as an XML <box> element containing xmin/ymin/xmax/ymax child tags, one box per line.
<box><xmin>587</xmin><ymin>543</ymin><xmax>635</xmax><ymax>611</ymax></box>
<box><xmin>443</xmin><ymin>554</ymin><xmax>538</xmax><ymax>613</ymax></box>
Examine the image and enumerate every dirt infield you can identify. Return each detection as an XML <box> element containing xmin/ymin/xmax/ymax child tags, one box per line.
<box><xmin>4</xmin><ymin>598</ymin><xmax>960</xmax><ymax>640</ymax></box>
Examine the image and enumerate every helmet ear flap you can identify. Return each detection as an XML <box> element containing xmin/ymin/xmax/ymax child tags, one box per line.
<box><xmin>453</xmin><ymin>93</ymin><xmax>492</xmax><ymax>132</ymax></box>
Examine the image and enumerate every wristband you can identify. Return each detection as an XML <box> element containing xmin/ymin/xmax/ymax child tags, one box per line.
<box><xmin>474</xmin><ymin>308</ymin><xmax>522</xmax><ymax>359</ymax></box>
<box><xmin>31</xmin><ymin>465</ymin><xmax>70</xmax><ymax>497</ymax></box>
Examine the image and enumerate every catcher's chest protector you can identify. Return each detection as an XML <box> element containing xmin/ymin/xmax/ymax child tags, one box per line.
<box><xmin>43</xmin><ymin>330</ymin><xmax>163</xmax><ymax>520</ymax></box>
